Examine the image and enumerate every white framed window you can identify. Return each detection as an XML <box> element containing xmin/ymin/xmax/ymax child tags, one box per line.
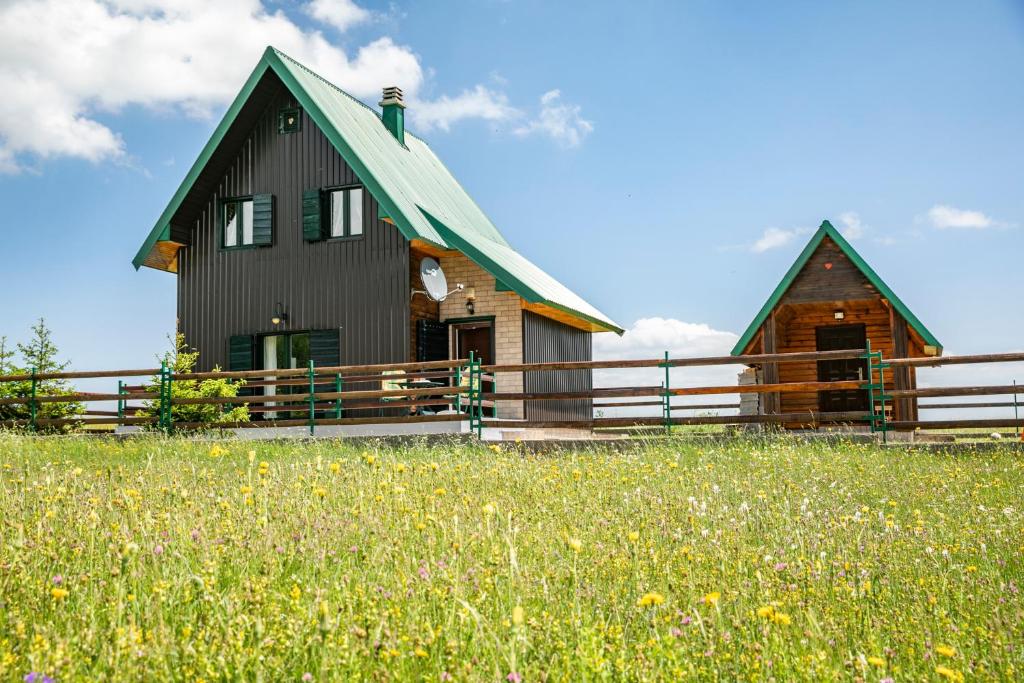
<box><xmin>328</xmin><ymin>186</ymin><xmax>364</xmax><ymax>238</ymax></box>
<box><xmin>222</xmin><ymin>197</ymin><xmax>255</xmax><ymax>248</ymax></box>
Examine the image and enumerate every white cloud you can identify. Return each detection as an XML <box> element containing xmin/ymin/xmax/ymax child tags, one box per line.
<box><xmin>305</xmin><ymin>0</ymin><xmax>370</xmax><ymax>32</ymax></box>
<box><xmin>751</xmin><ymin>226</ymin><xmax>808</xmax><ymax>253</ymax></box>
<box><xmin>0</xmin><ymin>0</ymin><xmax>578</xmax><ymax>172</ymax></box>
<box><xmin>926</xmin><ymin>204</ymin><xmax>995</xmax><ymax>230</ymax></box>
<box><xmin>412</xmin><ymin>85</ymin><xmax>520</xmax><ymax>132</ymax></box>
<box><xmin>0</xmin><ymin>0</ymin><xmax>431</xmax><ymax>171</ymax></box>
<box><xmin>514</xmin><ymin>89</ymin><xmax>593</xmax><ymax>147</ymax></box>
<box><xmin>593</xmin><ymin>317</ymin><xmax>741</xmax><ymax>417</ymax></box>
<box><xmin>837</xmin><ymin>211</ymin><xmax>865</xmax><ymax>240</ymax></box>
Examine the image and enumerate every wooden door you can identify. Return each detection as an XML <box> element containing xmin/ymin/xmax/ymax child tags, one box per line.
<box><xmin>456</xmin><ymin>325</ymin><xmax>494</xmax><ymax>365</ymax></box>
<box><xmin>815</xmin><ymin>324</ymin><xmax>868</xmax><ymax>412</ymax></box>
<box><xmin>455</xmin><ymin>323</ymin><xmax>494</xmax><ymax>416</ymax></box>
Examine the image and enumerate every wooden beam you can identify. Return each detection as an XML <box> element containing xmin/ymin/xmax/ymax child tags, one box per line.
<box><xmin>887</xmin><ymin>352</ymin><xmax>1024</xmax><ymax>368</ymax></box>
<box><xmin>410</xmin><ymin>239</ymin><xmax>456</xmax><ymax>258</ymax></box>
<box><xmin>520</xmin><ymin>301</ymin><xmax>604</xmax><ymax>333</ymax></box>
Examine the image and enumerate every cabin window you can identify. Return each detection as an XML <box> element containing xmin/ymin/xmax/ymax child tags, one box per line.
<box><xmin>328</xmin><ymin>187</ymin><xmax>364</xmax><ymax>238</ymax></box>
<box><xmin>222</xmin><ymin>198</ymin><xmax>255</xmax><ymax>249</ymax></box>
<box><xmin>278</xmin><ymin>107</ymin><xmax>301</xmax><ymax>134</ymax></box>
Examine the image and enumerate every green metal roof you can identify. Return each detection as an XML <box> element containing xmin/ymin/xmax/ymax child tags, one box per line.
<box><xmin>133</xmin><ymin>46</ymin><xmax>621</xmax><ymax>334</ymax></box>
<box><xmin>419</xmin><ymin>208</ymin><xmax>623</xmax><ymax>334</ymax></box>
<box><xmin>730</xmin><ymin>220</ymin><xmax>942</xmax><ymax>355</ymax></box>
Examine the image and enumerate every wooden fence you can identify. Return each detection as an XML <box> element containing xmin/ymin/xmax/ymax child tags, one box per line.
<box><xmin>0</xmin><ymin>349</ymin><xmax>1020</xmax><ymax>437</ymax></box>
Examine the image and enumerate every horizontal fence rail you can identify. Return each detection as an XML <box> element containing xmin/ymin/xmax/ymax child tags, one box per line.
<box><xmin>0</xmin><ymin>348</ymin><xmax>1019</xmax><ymax>438</ymax></box>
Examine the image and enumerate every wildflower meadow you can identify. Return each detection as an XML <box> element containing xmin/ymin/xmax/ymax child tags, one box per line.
<box><xmin>0</xmin><ymin>434</ymin><xmax>1021</xmax><ymax>681</ymax></box>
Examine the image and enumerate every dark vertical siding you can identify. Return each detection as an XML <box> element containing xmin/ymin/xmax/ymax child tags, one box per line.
<box><xmin>522</xmin><ymin>311</ymin><xmax>592</xmax><ymax>421</ymax></box>
<box><xmin>177</xmin><ymin>74</ymin><xmax>410</xmax><ymax>371</ymax></box>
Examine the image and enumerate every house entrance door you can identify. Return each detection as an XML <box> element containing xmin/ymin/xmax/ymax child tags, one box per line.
<box><xmin>261</xmin><ymin>333</ymin><xmax>310</xmax><ymax>419</ymax></box>
<box><xmin>815</xmin><ymin>324</ymin><xmax>869</xmax><ymax>413</ymax></box>
<box><xmin>452</xmin><ymin>321</ymin><xmax>494</xmax><ymax>416</ymax></box>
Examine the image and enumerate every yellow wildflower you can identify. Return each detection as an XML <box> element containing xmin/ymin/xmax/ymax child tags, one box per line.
<box><xmin>329</xmin><ymin>462</ymin><xmax>340</xmax><ymax>474</ymax></box>
<box><xmin>482</xmin><ymin>503</ymin><xmax>496</xmax><ymax>516</ymax></box>
<box><xmin>637</xmin><ymin>592</ymin><xmax>665</xmax><ymax>607</ymax></box>
<box><xmin>627</xmin><ymin>531</ymin><xmax>640</xmax><ymax>542</ymax></box>
<box><xmin>936</xmin><ymin>645</ymin><xmax>956</xmax><ymax>658</ymax></box>
<box><xmin>567</xmin><ymin>537</ymin><xmax>583</xmax><ymax>553</ymax></box>
<box><xmin>867</xmin><ymin>656</ymin><xmax>885</xmax><ymax>668</ymax></box>
<box><xmin>512</xmin><ymin>605</ymin><xmax>525</xmax><ymax>626</ymax></box>
<box><xmin>51</xmin><ymin>587</ymin><xmax>69</xmax><ymax>600</ymax></box>
<box><xmin>935</xmin><ymin>665</ymin><xmax>963</xmax><ymax>682</ymax></box>
<box><xmin>703</xmin><ymin>591</ymin><xmax>721</xmax><ymax>606</ymax></box>
<box><xmin>414</xmin><ymin>647</ymin><xmax>428</xmax><ymax>658</ymax></box>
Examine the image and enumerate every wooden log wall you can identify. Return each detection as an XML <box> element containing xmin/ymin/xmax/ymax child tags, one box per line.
<box><xmin>774</xmin><ymin>300</ymin><xmax>894</xmax><ymax>415</ymax></box>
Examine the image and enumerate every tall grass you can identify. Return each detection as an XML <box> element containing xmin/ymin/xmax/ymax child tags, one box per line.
<box><xmin>0</xmin><ymin>434</ymin><xmax>1020</xmax><ymax>681</ymax></box>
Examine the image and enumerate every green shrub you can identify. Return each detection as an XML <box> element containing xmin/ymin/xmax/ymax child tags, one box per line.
<box><xmin>141</xmin><ymin>333</ymin><xmax>249</xmax><ymax>428</ymax></box>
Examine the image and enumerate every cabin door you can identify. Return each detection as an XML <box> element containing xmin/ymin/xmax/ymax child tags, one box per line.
<box><xmin>452</xmin><ymin>321</ymin><xmax>494</xmax><ymax>416</ymax></box>
<box><xmin>815</xmin><ymin>324</ymin><xmax>869</xmax><ymax>413</ymax></box>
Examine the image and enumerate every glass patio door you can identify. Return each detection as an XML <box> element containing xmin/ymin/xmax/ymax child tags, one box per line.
<box><xmin>262</xmin><ymin>333</ymin><xmax>310</xmax><ymax>420</ymax></box>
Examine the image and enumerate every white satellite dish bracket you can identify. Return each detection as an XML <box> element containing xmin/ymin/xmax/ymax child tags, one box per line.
<box><xmin>412</xmin><ymin>257</ymin><xmax>464</xmax><ymax>302</ymax></box>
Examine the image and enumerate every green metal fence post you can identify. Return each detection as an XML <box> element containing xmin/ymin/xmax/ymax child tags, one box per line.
<box><xmin>861</xmin><ymin>341</ymin><xmax>875</xmax><ymax>436</ymax></box>
<box><xmin>661</xmin><ymin>351</ymin><xmax>671</xmax><ymax>435</ymax></box>
<box><xmin>467</xmin><ymin>351</ymin><xmax>482</xmax><ymax>438</ymax></box>
<box><xmin>29</xmin><ymin>366</ymin><xmax>37</xmax><ymax>433</ymax></box>
<box><xmin>1014</xmin><ymin>380</ymin><xmax>1019</xmax><ymax>438</ymax></box>
<box><xmin>476</xmin><ymin>357</ymin><xmax>483</xmax><ymax>438</ymax></box>
<box><xmin>117</xmin><ymin>380</ymin><xmax>125</xmax><ymax>422</ymax></box>
<box><xmin>158</xmin><ymin>361</ymin><xmax>174</xmax><ymax>434</ymax></box>
<box><xmin>452</xmin><ymin>362</ymin><xmax>461</xmax><ymax>413</ymax></box>
<box><xmin>308</xmin><ymin>360</ymin><xmax>316</xmax><ymax>437</ymax></box>
<box><xmin>335</xmin><ymin>372</ymin><xmax>344</xmax><ymax>419</ymax></box>
<box><xmin>860</xmin><ymin>340</ymin><xmax>891</xmax><ymax>444</ymax></box>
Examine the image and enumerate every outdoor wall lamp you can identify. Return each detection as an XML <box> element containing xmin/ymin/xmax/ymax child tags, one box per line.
<box><xmin>465</xmin><ymin>287</ymin><xmax>476</xmax><ymax>315</ymax></box>
<box><xmin>834</xmin><ymin>310</ymin><xmax>845</xmax><ymax>320</ymax></box>
<box><xmin>272</xmin><ymin>303</ymin><xmax>289</xmax><ymax>326</ymax></box>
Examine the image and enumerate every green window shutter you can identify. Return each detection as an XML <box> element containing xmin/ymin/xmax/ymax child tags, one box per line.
<box><xmin>302</xmin><ymin>189</ymin><xmax>324</xmax><ymax>241</ymax></box>
<box><xmin>228</xmin><ymin>334</ymin><xmax>255</xmax><ymax>397</ymax></box>
<box><xmin>251</xmin><ymin>194</ymin><xmax>274</xmax><ymax>246</ymax></box>
<box><xmin>228</xmin><ymin>335</ymin><xmax>254</xmax><ymax>371</ymax></box>
<box><xmin>309</xmin><ymin>329</ymin><xmax>342</xmax><ymax>368</ymax></box>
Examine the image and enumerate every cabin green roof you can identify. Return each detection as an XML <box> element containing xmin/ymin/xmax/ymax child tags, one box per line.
<box><xmin>133</xmin><ymin>46</ymin><xmax>622</xmax><ymax>335</ymax></box>
<box><xmin>730</xmin><ymin>220</ymin><xmax>942</xmax><ymax>355</ymax></box>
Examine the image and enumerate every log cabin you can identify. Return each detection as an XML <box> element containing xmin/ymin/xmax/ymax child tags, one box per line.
<box><xmin>132</xmin><ymin>47</ymin><xmax>622</xmax><ymax>421</ymax></box>
<box><xmin>731</xmin><ymin>220</ymin><xmax>942</xmax><ymax>426</ymax></box>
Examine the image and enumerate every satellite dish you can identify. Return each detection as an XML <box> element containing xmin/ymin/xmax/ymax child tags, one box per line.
<box><xmin>420</xmin><ymin>257</ymin><xmax>449</xmax><ymax>301</ymax></box>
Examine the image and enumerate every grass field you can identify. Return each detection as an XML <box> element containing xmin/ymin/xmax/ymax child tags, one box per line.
<box><xmin>0</xmin><ymin>435</ymin><xmax>1021</xmax><ymax>681</ymax></box>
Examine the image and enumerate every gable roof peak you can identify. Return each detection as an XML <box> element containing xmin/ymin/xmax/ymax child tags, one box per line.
<box><xmin>729</xmin><ymin>217</ymin><xmax>941</xmax><ymax>355</ymax></box>
<box><xmin>131</xmin><ymin>46</ymin><xmax>622</xmax><ymax>334</ymax></box>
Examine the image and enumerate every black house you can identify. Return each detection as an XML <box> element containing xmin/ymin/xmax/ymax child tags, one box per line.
<box><xmin>132</xmin><ymin>47</ymin><xmax>622</xmax><ymax>420</ymax></box>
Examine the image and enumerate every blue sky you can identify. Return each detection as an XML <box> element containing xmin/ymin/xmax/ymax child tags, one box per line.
<box><xmin>1</xmin><ymin>0</ymin><xmax>1021</xmax><ymax>394</ymax></box>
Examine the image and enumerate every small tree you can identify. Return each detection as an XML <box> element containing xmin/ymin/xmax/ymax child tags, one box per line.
<box><xmin>141</xmin><ymin>333</ymin><xmax>249</xmax><ymax>428</ymax></box>
<box><xmin>7</xmin><ymin>319</ymin><xmax>84</xmax><ymax>427</ymax></box>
